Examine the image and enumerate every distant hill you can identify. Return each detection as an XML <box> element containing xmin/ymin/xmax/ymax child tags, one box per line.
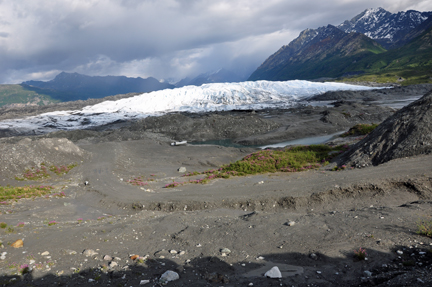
<box><xmin>0</xmin><ymin>84</ymin><xmax>60</xmax><ymax>108</ymax></box>
<box><xmin>22</xmin><ymin>72</ymin><xmax>174</xmax><ymax>102</ymax></box>
<box><xmin>249</xmin><ymin>7</ymin><xmax>432</xmax><ymax>85</ymax></box>
<box><xmin>175</xmin><ymin>69</ymin><xmax>247</xmax><ymax>87</ymax></box>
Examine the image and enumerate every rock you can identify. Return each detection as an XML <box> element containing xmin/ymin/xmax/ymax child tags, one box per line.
<box><xmin>179</xmin><ymin>251</ymin><xmax>186</xmax><ymax>255</ymax></box>
<box><xmin>178</xmin><ymin>167</ymin><xmax>187</xmax><ymax>173</ymax></box>
<box><xmin>310</xmin><ymin>253</ymin><xmax>318</xmax><ymax>260</ymax></box>
<box><xmin>140</xmin><ymin>280</ymin><xmax>150</xmax><ymax>285</ymax></box>
<box><xmin>364</xmin><ymin>270</ymin><xmax>372</xmax><ymax>277</ymax></box>
<box><xmin>221</xmin><ymin>248</ymin><xmax>231</xmax><ymax>256</ymax></box>
<box><xmin>170</xmin><ymin>250</ymin><xmax>178</xmax><ymax>254</ymax></box>
<box><xmin>160</xmin><ymin>270</ymin><xmax>180</xmax><ymax>283</ymax></box>
<box><xmin>397</xmin><ymin>250</ymin><xmax>403</xmax><ymax>255</ymax></box>
<box><xmin>11</xmin><ymin>239</ymin><xmax>23</xmax><ymax>248</ymax></box>
<box><xmin>103</xmin><ymin>255</ymin><xmax>112</xmax><ymax>261</ymax></box>
<box><xmin>0</xmin><ymin>252</ymin><xmax>6</xmax><ymax>260</ymax></box>
<box><xmin>264</xmin><ymin>266</ymin><xmax>282</xmax><ymax>278</ymax></box>
<box><xmin>109</xmin><ymin>261</ymin><xmax>118</xmax><ymax>268</ymax></box>
<box><xmin>130</xmin><ymin>255</ymin><xmax>139</xmax><ymax>260</ymax></box>
<box><xmin>41</xmin><ymin>251</ymin><xmax>50</xmax><ymax>256</ymax></box>
<box><xmin>61</xmin><ymin>249</ymin><xmax>77</xmax><ymax>255</ymax></box>
<box><xmin>286</xmin><ymin>221</ymin><xmax>296</xmax><ymax>226</ymax></box>
<box><xmin>82</xmin><ymin>249</ymin><xmax>98</xmax><ymax>257</ymax></box>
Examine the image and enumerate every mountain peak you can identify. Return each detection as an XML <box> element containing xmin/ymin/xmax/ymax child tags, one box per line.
<box><xmin>338</xmin><ymin>7</ymin><xmax>432</xmax><ymax>47</ymax></box>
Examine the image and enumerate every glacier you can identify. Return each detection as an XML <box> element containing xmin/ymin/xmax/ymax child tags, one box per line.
<box><xmin>0</xmin><ymin>80</ymin><xmax>379</xmax><ymax>135</ymax></box>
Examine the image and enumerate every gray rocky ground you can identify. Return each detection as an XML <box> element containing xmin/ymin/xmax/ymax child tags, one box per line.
<box><xmin>1</xmin><ymin>84</ymin><xmax>432</xmax><ymax>286</ymax></box>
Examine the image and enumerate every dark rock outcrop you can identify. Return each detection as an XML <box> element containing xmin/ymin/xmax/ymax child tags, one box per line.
<box><xmin>340</xmin><ymin>90</ymin><xmax>432</xmax><ymax>167</ymax></box>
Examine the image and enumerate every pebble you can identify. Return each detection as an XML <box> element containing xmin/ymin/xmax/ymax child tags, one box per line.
<box><xmin>179</xmin><ymin>251</ymin><xmax>186</xmax><ymax>255</ymax></box>
<box><xmin>178</xmin><ymin>167</ymin><xmax>187</xmax><ymax>173</ymax></box>
<box><xmin>0</xmin><ymin>252</ymin><xmax>6</xmax><ymax>260</ymax></box>
<box><xmin>396</xmin><ymin>250</ymin><xmax>403</xmax><ymax>255</ymax></box>
<box><xmin>170</xmin><ymin>250</ymin><xmax>178</xmax><ymax>254</ymax></box>
<box><xmin>109</xmin><ymin>261</ymin><xmax>118</xmax><ymax>268</ymax></box>
<box><xmin>264</xmin><ymin>266</ymin><xmax>282</xmax><ymax>278</ymax></box>
<box><xmin>160</xmin><ymin>270</ymin><xmax>180</xmax><ymax>283</ymax></box>
<box><xmin>140</xmin><ymin>280</ymin><xmax>150</xmax><ymax>285</ymax></box>
<box><xmin>287</xmin><ymin>221</ymin><xmax>296</xmax><ymax>226</ymax></box>
<box><xmin>364</xmin><ymin>271</ymin><xmax>372</xmax><ymax>277</ymax></box>
<box><xmin>41</xmin><ymin>251</ymin><xmax>50</xmax><ymax>256</ymax></box>
<box><xmin>310</xmin><ymin>253</ymin><xmax>318</xmax><ymax>260</ymax></box>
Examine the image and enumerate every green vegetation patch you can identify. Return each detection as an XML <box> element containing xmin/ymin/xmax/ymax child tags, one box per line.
<box><xmin>170</xmin><ymin>144</ymin><xmax>350</xmax><ymax>188</ymax></box>
<box><xmin>417</xmin><ymin>218</ymin><xmax>432</xmax><ymax>237</ymax></box>
<box><xmin>0</xmin><ymin>185</ymin><xmax>55</xmax><ymax>202</ymax></box>
<box><xmin>15</xmin><ymin>163</ymin><xmax>78</xmax><ymax>181</ymax></box>
<box><xmin>340</xmin><ymin>123</ymin><xmax>378</xmax><ymax>137</ymax></box>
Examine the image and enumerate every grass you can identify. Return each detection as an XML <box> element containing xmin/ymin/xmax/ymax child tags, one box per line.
<box><xmin>169</xmin><ymin>144</ymin><xmax>350</xmax><ymax>188</ymax></box>
<box><xmin>417</xmin><ymin>218</ymin><xmax>432</xmax><ymax>237</ymax></box>
<box><xmin>15</xmin><ymin>163</ymin><xmax>78</xmax><ymax>181</ymax></box>
<box><xmin>0</xmin><ymin>185</ymin><xmax>55</xmax><ymax>201</ymax></box>
<box><xmin>340</xmin><ymin>123</ymin><xmax>378</xmax><ymax>137</ymax></box>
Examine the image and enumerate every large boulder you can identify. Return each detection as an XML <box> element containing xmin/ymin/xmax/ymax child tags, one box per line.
<box><xmin>340</xmin><ymin>90</ymin><xmax>432</xmax><ymax>167</ymax></box>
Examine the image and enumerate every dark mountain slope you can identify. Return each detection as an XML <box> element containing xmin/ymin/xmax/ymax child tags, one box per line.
<box><xmin>22</xmin><ymin>72</ymin><xmax>174</xmax><ymax>101</ymax></box>
<box><xmin>249</xmin><ymin>25</ymin><xmax>385</xmax><ymax>81</ymax></box>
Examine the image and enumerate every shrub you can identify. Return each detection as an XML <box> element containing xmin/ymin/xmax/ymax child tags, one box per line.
<box><xmin>354</xmin><ymin>248</ymin><xmax>367</xmax><ymax>260</ymax></box>
<box><xmin>340</xmin><ymin>123</ymin><xmax>378</xmax><ymax>137</ymax></box>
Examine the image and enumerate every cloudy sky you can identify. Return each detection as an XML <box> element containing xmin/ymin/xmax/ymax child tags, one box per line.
<box><xmin>0</xmin><ymin>0</ymin><xmax>431</xmax><ymax>84</ymax></box>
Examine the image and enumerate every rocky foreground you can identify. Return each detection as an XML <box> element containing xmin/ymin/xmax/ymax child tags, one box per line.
<box><xmin>1</xmin><ymin>84</ymin><xmax>432</xmax><ymax>286</ymax></box>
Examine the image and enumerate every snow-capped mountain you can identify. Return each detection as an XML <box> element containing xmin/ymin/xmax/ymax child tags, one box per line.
<box><xmin>0</xmin><ymin>80</ymin><xmax>377</xmax><ymax>136</ymax></box>
<box><xmin>249</xmin><ymin>7</ymin><xmax>432</xmax><ymax>81</ymax></box>
<box><xmin>338</xmin><ymin>7</ymin><xmax>432</xmax><ymax>47</ymax></box>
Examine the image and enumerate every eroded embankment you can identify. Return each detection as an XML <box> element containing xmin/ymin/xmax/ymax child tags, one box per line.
<box><xmin>111</xmin><ymin>176</ymin><xmax>432</xmax><ymax>213</ymax></box>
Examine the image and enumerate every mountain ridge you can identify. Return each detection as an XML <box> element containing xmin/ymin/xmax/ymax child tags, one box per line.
<box><xmin>249</xmin><ymin>7</ymin><xmax>432</xmax><ymax>84</ymax></box>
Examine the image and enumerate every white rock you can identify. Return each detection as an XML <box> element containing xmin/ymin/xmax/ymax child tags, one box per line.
<box><xmin>287</xmin><ymin>221</ymin><xmax>295</xmax><ymax>226</ymax></box>
<box><xmin>88</xmin><ymin>279</ymin><xmax>95</xmax><ymax>282</ymax></box>
<box><xmin>140</xmin><ymin>280</ymin><xmax>150</xmax><ymax>285</ymax></box>
<box><xmin>170</xmin><ymin>250</ymin><xmax>178</xmax><ymax>254</ymax></box>
<box><xmin>103</xmin><ymin>255</ymin><xmax>113</xmax><ymax>261</ymax></box>
<box><xmin>396</xmin><ymin>250</ymin><xmax>403</xmax><ymax>255</ymax></box>
<box><xmin>364</xmin><ymin>270</ymin><xmax>372</xmax><ymax>277</ymax></box>
<box><xmin>160</xmin><ymin>270</ymin><xmax>179</xmax><ymax>283</ymax></box>
<box><xmin>178</xmin><ymin>167</ymin><xmax>187</xmax><ymax>173</ymax></box>
<box><xmin>109</xmin><ymin>261</ymin><xmax>118</xmax><ymax>268</ymax></box>
<box><xmin>264</xmin><ymin>266</ymin><xmax>282</xmax><ymax>278</ymax></box>
<box><xmin>83</xmin><ymin>249</ymin><xmax>98</xmax><ymax>257</ymax></box>
<box><xmin>41</xmin><ymin>251</ymin><xmax>50</xmax><ymax>256</ymax></box>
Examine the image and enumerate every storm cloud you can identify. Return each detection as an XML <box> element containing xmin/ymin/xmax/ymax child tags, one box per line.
<box><xmin>0</xmin><ymin>0</ymin><xmax>431</xmax><ymax>84</ymax></box>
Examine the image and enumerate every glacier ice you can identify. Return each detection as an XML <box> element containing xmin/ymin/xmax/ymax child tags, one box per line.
<box><xmin>0</xmin><ymin>80</ymin><xmax>379</xmax><ymax>135</ymax></box>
